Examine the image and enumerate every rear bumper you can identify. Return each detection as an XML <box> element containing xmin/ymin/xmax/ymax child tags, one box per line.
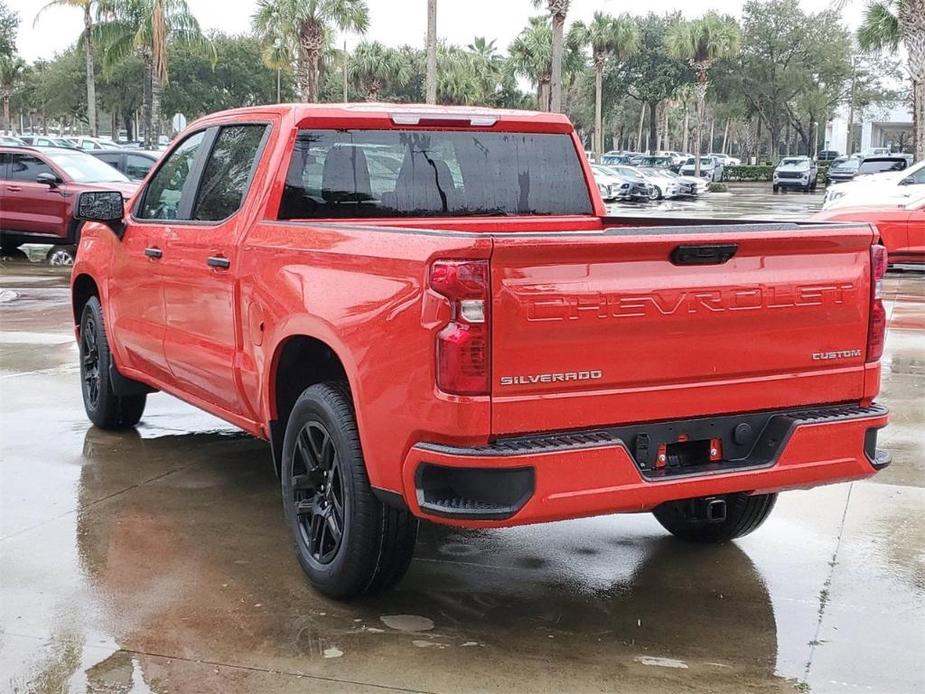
<box><xmin>399</xmin><ymin>404</ymin><xmax>889</xmax><ymax>528</ymax></box>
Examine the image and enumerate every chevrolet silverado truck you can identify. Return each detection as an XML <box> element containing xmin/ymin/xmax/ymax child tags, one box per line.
<box><xmin>70</xmin><ymin>104</ymin><xmax>891</xmax><ymax>599</ymax></box>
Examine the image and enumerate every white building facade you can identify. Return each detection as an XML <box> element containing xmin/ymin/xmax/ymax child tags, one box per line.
<box><xmin>825</xmin><ymin>101</ymin><xmax>913</xmax><ymax>155</ymax></box>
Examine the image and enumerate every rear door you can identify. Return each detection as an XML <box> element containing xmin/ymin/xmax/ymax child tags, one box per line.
<box><xmin>489</xmin><ymin>222</ymin><xmax>874</xmax><ymax>435</ymax></box>
<box><xmin>160</xmin><ymin>122</ymin><xmax>269</xmax><ymax>419</ymax></box>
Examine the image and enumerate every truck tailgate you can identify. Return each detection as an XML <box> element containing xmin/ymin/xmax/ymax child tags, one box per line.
<box><xmin>490</xmin><ymin>223</ymin><xmax>874</xmax><ymax>435</ymax></box>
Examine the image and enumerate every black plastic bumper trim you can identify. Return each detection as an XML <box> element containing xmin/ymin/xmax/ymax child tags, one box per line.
<box><xmin>415</xmin><ymin>403</ymin><xmax>889</xmax><ymax>482</ymax></box>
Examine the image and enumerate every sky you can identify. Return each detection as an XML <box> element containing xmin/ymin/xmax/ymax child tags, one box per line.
<box><xmin>8</xmin><ymin>0</ymin><xmax>866</xmax><ymax>64</ymax></box>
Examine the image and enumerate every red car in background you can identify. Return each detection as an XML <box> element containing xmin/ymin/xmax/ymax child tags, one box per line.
<box><xmin>0</xmin><ymin>146</ymin><xmax>137</xmax><ymax>265</ymax></box>
<box><xmin>811</xmin><ymin>196</ymin><xmax>925</xmax><ymax>267</ymax></box>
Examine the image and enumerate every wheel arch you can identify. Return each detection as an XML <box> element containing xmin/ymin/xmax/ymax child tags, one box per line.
<box><xmin>72</xmin><ymin>273</ymin><xmax>100</xmax><ymax>329</ymax></box>
<box><xmin>266</xmin><ymin>333</ymin><xmax>354</xmax><ymax>475</ymax></box>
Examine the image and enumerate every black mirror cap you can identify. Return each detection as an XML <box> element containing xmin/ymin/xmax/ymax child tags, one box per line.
<box><xmin>36</xmin><ymin>172</ymin><xmax>60</xmax><ymax>186</ymax></box>
<box><xmin>75</xmin><ymin>191</ymin><xmax>126</xmax><ymax>238</ymax></box>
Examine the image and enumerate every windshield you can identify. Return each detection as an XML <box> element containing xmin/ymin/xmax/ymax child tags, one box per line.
<box><xmin>858</xmin><ymin>159</ymin><xmax>907</xmax><ymax>175</ymax></box>
<box><xmin>780</xmin><ymin>158</ymin><xmax>808</xmax><ymax>167</ymax></box>
<box><xmin>642</xmin><ymin>156</ymin><xmax>671</xmax><ymax>167</ymax></box>
<box><xmin>279</xmin><ymin>129</ymin><xmax>593</xmax><ymax>218</ymax></box>
<box><xmin>46</xmin><ymin>152</ymin><xmax>130</xmax><ymax>182</ymax></box>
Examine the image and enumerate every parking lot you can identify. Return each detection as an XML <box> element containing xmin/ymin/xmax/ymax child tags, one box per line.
<box><xmin>1</xmin><ymin>188</ymin><xmax>923</xmax><ymax>693</ymax></box>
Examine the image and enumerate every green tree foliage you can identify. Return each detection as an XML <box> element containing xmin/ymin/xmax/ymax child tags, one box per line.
<box><xmin>0</xmin><ymin>0</ymin><xmax>18</xmax><ymax>60</ymax></box>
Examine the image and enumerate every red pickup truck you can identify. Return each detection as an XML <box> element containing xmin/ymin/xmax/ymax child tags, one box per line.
<box><xmin>70</xmin><ymin>104</ymin><xmax>890</xmax><ymax>598</ymax></box>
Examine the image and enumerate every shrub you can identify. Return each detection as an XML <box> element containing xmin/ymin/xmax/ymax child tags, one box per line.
<box><xmin>707</xmin><ymin>182</ymin><xmax>728</xmax><ymax>193</ymax></box>
<box><xmin>722</xmin><ymin>165</ymin><xmax>775</xmax><ymax>182</ymax></box>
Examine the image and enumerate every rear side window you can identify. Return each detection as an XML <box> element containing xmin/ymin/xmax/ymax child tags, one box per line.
<box><xmin>126</xmin><ymin>154</ymin><xmax>154</xmax><ymax>180</ymax></box>
<box><xmin>7</xmin><ymin>154</ymin><xmax>53</xmax><ymax>181</ymax></box>
<box><xmin>279</xmin><ymin>129</ymin><xmax>593</xmax><ymax>219</ymax></box>
<box><xmin>96</xmin><ymin>153</ymin><xmax>122</xmax><ymax>169</ymax></box>
<box><xmin>138</xmin><ymin>131</ymin><xmax>206</xmax><ymax>220</ymax></box>
<box><xmin>192</xmin><ymin>125</ymin><xmax>267</xmax><ymax>221</ymax></box>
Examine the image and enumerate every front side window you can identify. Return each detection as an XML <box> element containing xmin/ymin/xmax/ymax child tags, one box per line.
<box><xmin>192</xmin><ymin>125</ymin><xmax>267</xmax><ymax>221</ymax></box>
<box><xmin>279</xmin><ymin>129</ymin><xmax>593</xmax><ymax>219</ymax></box>
<box><xmin>7</xmin><ymin>154</ymin><xmax>53</xmax><ymax>181</ymax></box>
<box><xmin>138</xmin><ymin>131</ymin><xmax>206</xmax><ymax>220</ymax></box>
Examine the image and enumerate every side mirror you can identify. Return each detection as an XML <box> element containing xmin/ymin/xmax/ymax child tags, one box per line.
<box><xmin>75</xmin><ymin>191</ymin><xmax>126</xmax><ymax>238</ymax></box>
<box><xmin>36</xmin><ymin>172</ymin><xmax>61</xmax><ymax>187</ymax></box>
<box><xmin>899</xmin><ymin>176</ymin><xmax>913</xmax><ymax>186</ymax></box>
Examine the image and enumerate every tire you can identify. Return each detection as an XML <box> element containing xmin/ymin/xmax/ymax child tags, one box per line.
<box><xmin>772</xmin><ymin>185</ymin><xmax>779</xmax><ymax>193</ymax></box>
<box><xmin>1</xmin><ymin>242</ymin><xmax>26</xmax><ymax>260</ymax></box>
<box><xmin>652</xmin><ymin>492</ymin><xmax>777</xmax><ymax>544</ymax></box>
<box><xmin>649</xmin><ymin>186</ymin><xmax>661</xmax><ymax>201</ymax></box>
<box><xmin>281</xmin><ymin>382</ymin><xmax>418</xmax><ymax>599</ymax></box>
<box><xmin>47</xmin><ymin>245</ymin><xmax>76</xmax><ymax>266</ymax></box>
<box><xmin>79</xmin><ymin>297</ymin><xmax>147</xmax><ymax>429</ymax></box>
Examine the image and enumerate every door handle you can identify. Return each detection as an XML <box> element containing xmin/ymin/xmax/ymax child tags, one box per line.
<box><xmin>207</xmin><ymin>255</ymin><xmax>230</xmax><ymax>269</ymax></box>
<box><xmin>6</xmin><ymin>185</ymin><xmax>22</xmax><ymax>192</ymax></box>
<box><xmin>144</xmin><ymin>246</ymin><xmax>163</xmax><ymax>259</ymax></box>
<box><xmin>670</xmin><ymin>243</ymin><xmax>738</xmax><ymax>266</ymax></box>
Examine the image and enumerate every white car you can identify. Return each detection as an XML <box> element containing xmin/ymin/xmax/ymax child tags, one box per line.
<box><xmin>680</xmin><ymin>156</ymin><xmax>724</xmax><ymax>182</ymax></box>
<box><xmin>823</xmin><ymin>159</ymin><xmax>925</xmax><ymax>210</ymax></box>
<box><xmin>773</xmin><ymin>156</ymin><xmax>818</xmax><ymax>192</ymax></box>
<box><xmin>708</xmin><ymin>153</ymin><xmax>741</xmax><ymax>166</ymax></box>
<box><xmin>600</xmin><ymin>164</ymin><xmax>677</xmax><ymax>200</ymax></box>
<box><xmin>591</xmin><ymin>165</ymin><xmax>651</xmax><ymax>201</ymax></box>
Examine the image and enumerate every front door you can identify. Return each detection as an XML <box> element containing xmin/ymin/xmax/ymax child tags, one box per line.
<box><xmin>109</xmin><ymin>130</ymin><xmax>209</xmax><ymax>383</ymax></box>
<box><xmin>3</xmin><ymin>153</ymin><xmax>70</xmax><ymax>241</ymax></box>
<box><xmin>160</xmin><ymin>123</ymin><xmax>269</xmax><ymax>419</ymax></box>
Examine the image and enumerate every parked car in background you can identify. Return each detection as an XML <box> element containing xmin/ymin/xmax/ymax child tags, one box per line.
<box><xmin>646</xmin><ymin>168</ymin><xmax>705</xmax><ymax>197</ymax></box>
<box><xmin>812</xmin><ymin>195</ymin><xmax>924</xmax><ymax>267</ymax></box>
<box><xmin>590</xmin><ymin>164</ymin><xmax>650</xmax><ymax>202</ymax></box>
<box><xmin>602</xmin><ymin>151</ymin><xmax>633</xmax><ymax>166</ymax></box>
<box><xmin>852</xmin><ymin>156</ymin><xmax>910</xmax><ymax>177</ymax></box>
<box><xmin>680</xmin><ymin>156</ymin><xmax>724</xmax><ymax>182</ymax></box>
<box><xmin>772</xmin><ymin>156</ymin><xmax>818</xmax><ymax>192</ymax></box>
<box><xmin>817</xmin><ymin>150</ymin><xmax>841</xmax><ymax>161</ymax></box>
<box><xmin>824</xmin><ymin>159</ymin><xmax>925</xmax><ymax>210</ymax></box>
<box><xmin>0</xmin><ymin>146</ymin><xmax>138</xmax><ymax>265</ymax></box>
<box><xmin>19</xmin><ymin>135</ymin><xmax>77</xmax><ymax>148</ymax></box>
<box><xmin>827</xmin><ymin>156</ymin><xmax>860</xmax><ymax>185</ymax></box>
<box><xmin>72</xmin><ymin>136</ymin><xmax>124</xmax><ymax>151</ymax></box>
<box><xmin>0</xmin><ymin>135</ymin><xmax>25</xmax><ymax>146</ymax></box>
<box><xmin>708</xmin><ymin>153</ymin><xmax>741</xmax><ymax>166</ymax></box>
<box><xmin>599</xmin><ymin>164</ymin><xmax>663</xmax><ymax>200</ymax></box>
<box><xmin>90</xmin><ymin>149</ymin><xmax>160</xmax><ymax>181</ymax></box>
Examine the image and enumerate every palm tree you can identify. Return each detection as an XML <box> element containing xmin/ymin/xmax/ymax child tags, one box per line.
<box><xmin>253</xmin><ymin>0</ymin><xmax>369</xmax><ymax>104</ymax></box>
<box><xmin>509</xmin><ymin>16</ymin><xmax>553</xmax><ymax>110</ymax></box>
<box><xmin>349</xmin><ymin>41</ymin><xmax>409</xmax><ymax>101</ymax></box>
<box><xmin>35</xmin><ymin>0</ymin><xmax>99</xmax><ymax>136</ymax></box>
<box><xmin>466</xmin><ymin>37</ymin><xmax>503</xmax><ymax>103</ymax></box>
<box><xmin>667</xmin><ymin>12</ymin><xmax>740</xmax><ymax>174</ymax></box>
<box><xmin>532</xmin><ymin>0</ymin><xmax>569</xmax><ymax>112</ymax></box>
<box><xmin>97</xmin><ymin>0</ymin><xmax>203</xmax><ymax>147</ymax></box>
<box><xmin>0</xmin><ymin>55</ymin><xmax>24</xmax><ymax>132</ymax></box>
<box><xmin>856</xmin><ymin>0</ymin><xmax>925</xmax><ymax>161</ymax></box>
<box><xmin>572</xmin><ymin>12</ymin><xmax>637</xmax><ymax>160</ymax></box>
<box><xmin>425</xmin><ymin>0</ymin><xmax>437</xmax><ymax>104</ymax></box>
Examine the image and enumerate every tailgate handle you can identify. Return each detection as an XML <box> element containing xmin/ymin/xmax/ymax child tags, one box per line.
<box><xmin>670</xmin><ymin>243</ymin><xmax>738</xmax><ymax>266</ymax></box>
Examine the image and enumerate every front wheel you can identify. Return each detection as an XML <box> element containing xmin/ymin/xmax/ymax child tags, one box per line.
<box><xmin>652</xmin><ymin>492</ymin><xmax>777</xmax><ymax>543</ymax></box>
<box><xmin>649</xmin><ymin>186</ymin><xmax>661</xmax><ymax>201</ymax></box>
<box><xmin>281</xmin><ymin>382</ymin><xmax>418</xmax><ymax>599</ymax></box>
<box><xmin>79</xmin><ymin>297</ymin><xmax>147</xmax><ymax>429</ymax></box>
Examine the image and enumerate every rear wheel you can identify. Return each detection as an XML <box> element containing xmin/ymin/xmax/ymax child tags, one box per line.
<box><xmin>79</xmin><ymin>297</ymin><xmax>147</xmax><ymax>429</ymax></box>
<box><xmin>649</xmin><ymin>186</ymin><xmax>661</xmax><ymax>201</ymax></box>
<box><xmin>281</xmin><ymin>382</ymin><xmax>418</xmax><ymax>599</ymax></box>
<box><xmin>47</xmin><ymin>245</ymin><xmax>76</xmax><ymax>266</ymax></box>
<box><xmin>1</xmin><ymin>242</ymin><xmax>26</xmax><ymax>260</ymax></box>
<box><xmin>652</xmin><ymin>492</ymin><xmax>777</xmax><ymax>544</ymax></box>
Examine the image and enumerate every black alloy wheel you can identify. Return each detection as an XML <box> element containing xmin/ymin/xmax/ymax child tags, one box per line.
<box><xmin>81</xmin><ymin>313</ymin><xmax>102</xmax><ymax>409</ymax></box>
<box><xmin>291</xmin><ymin>420</ymin><xmax>346</xmax><ymax>565</ymax></box>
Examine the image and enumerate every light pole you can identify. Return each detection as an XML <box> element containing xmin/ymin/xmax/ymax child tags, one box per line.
<box><xmin>812</xmin><ymin>121</ymin><xmax>819</xmax><ymax>160</ymax></box>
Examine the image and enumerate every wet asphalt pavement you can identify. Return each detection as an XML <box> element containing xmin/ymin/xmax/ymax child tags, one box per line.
<box><xmin>1</xmin><ymin>185</ymin><xmax>923</xmax><ymax>693</ymax></box>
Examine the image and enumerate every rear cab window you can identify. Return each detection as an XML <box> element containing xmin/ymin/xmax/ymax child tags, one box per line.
<box><xmin>278</xmin><ymin>129</ymin><xmax>593</xmax><ymax>219</ymax></box>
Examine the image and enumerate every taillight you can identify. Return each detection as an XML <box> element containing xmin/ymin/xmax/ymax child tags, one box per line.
<box><xmin>429</xmin><ymin>259</ymin><xmax>490</xmax><ymax>395</ymax></box>
<box><xmin>866</xmin><ymin>244</ymin><xmax>888</xmax><ymax>362</ymax></box>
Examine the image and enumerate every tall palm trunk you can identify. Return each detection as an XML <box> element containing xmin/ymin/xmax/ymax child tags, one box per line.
<box><xmin>549</xmin><ymin>11</ymin><xmax>564</xmax><ymax>112</ymax></box>
<box><xmin>692</xmin><ymin>69</ymin><xmax>708</xmax><ymax>176</ymax></box>
<box><xmin>425</xmin><ymin>0</ymin><xmax>437</xmax><ymax>104</ymax></box>
<box><xmin>682</xmin><ymin>99</ymin><xmax>690</xmax><ymax>153</ymax></box>
<box><xmin>897</xmin><ymin>0</ymin><xmax>925</xmax><ymax>161</ymax></box>
<box><xmin>2</xmin><ymin>95</ymin><xmax>10</xmax><ymax>132</ymax></box>
<box><xmin>296</xmin><ymin>19</ymin><xmax>326</xmax><ymax>102</ymax></box>
<box><xmin>142</xmin><ymin>58</ymin><xmax>153</xmax><ymax>147</ymax></box>
<box><xmin>647</xmin><ymin>101</ymin><xmax>658</xmax><ymax>154</ymax></box>
<box><xmin>83</xmin><ymin>3</ymin><xmax>97</xmax><ymax>136</ymax></box>
<box><xmin>151</xmin><ymin>73</ymin><xmax>163</xmax><ymax>145</ymax></box>
<box><xmin>636</xmin><ymin>104</ymin><xmax>645</xmax><ymax>151</ymax></box>
<box><xmin>593</xmin><ymin>59</ymin><xmax>603</xmax><ymax>159</ymax></box>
